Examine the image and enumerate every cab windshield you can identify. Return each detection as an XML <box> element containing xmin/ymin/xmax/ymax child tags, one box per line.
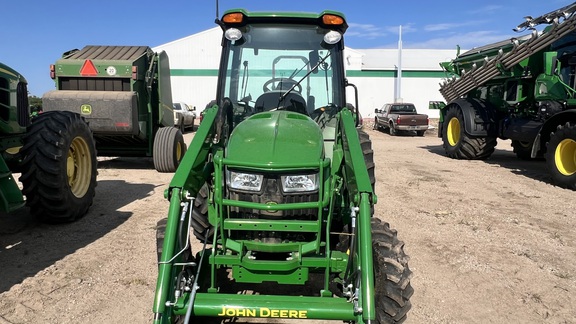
<box><xmin>218</xmin><ymin>24</ymin><xmax>345</xmax><ymax>120</ymax></box>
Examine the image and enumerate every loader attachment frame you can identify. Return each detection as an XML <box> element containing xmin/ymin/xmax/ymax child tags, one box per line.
<box><xmin>153</xmin><ymin>105</ymin><xmax>377</xmax><ymax>323</ymax></box>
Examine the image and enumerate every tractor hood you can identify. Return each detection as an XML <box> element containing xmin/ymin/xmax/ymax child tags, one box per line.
<box><xmin>226</xmin><ymin>111</ymin><xmax>323</xmax><ymax>167</ymax></box>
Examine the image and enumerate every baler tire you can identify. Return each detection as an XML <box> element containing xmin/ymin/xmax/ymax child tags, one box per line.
<box><xmin>545</xmin><ymin>122</ymin><xmax>576</xmax><ymax>190</ymax></box>
<box><xmin>372</xmin><ymin>218</ymin><xmax>413</xmax><ymax>324</ymax></box>
<box><xmin>19</xmin><ymin>111</ymin><xmax>97</xmax><ymax>223</ymax></box>
<box><xmin>153</xmin><ymin>127</ymin><xmax>186</xmax><ymax>172</ymax></box>
<box><xmin>442</xmin><ymin>105</ymin><xmax>496</xmax><ymax>160</ymax></box>
<box><xmin>191</xmin><ymin>183</ymin><xmax>215</xmax><ymax>242</ymax></box>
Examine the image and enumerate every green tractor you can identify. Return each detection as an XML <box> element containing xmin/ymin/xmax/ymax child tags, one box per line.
<box><xmin>434</xmin><ymin>3</ymin><xmax>576</xmax><ymax>189</ymax></box>
<box><xmin>42</xmin><ymin>46</ymin><xmax>185</xmax><ymax>172</ymax></box>
<box><xmin>0</xmin><ymin>62</ymin><xmax>97</xmax><ymax>222</ymax></box>
<box><xmin>153</xmin><ymin>9</ymin><xmax>413</xmax><ymax>324</ymax></box>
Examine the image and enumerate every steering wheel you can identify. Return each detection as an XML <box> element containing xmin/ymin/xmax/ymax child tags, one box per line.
<box><xmin>262</xmin><ymin>78</ymin><xmax>302</xmax><ymax>93</ymax></box>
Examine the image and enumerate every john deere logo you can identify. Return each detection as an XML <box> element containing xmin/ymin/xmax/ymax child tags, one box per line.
<box><xmin>80</xmin><ymin>104</ymin><xmax>92</xmax><ymax>115</ymax></box>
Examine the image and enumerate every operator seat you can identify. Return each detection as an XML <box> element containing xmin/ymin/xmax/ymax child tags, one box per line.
<box><xmin>254</xmin><ymin>91</ymin><xmax>308</xmax><ymax>115</ymax></box>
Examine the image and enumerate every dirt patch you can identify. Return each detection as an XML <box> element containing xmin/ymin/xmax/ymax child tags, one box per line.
<box><xmin>1</xmin><ymin>125</ymin><xmax>575</xmax><ymax>323</ymax></box>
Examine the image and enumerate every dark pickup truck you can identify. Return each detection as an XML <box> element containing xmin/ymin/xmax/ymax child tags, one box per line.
<box><xmin>373</xmin><ymin>102</ymin><xmax>429</xmax><ymax>136</ymax></box>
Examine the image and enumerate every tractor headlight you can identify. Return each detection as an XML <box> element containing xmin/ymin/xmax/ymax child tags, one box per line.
<box><xmin>281</xmin><ymin>174</ymin><xmax>319</xmax><ymax>192</ymax></box>
<box><xmin>227</xmin><ymin>171</ymin><xmax>263</xmax><ymax>191</ymax></box>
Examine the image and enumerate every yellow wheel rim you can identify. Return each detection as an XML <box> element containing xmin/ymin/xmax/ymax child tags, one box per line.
<box><xmin>67</xmin><ymin>136</ymin><xmax>92</xmax><ymax>198</ymax></box>
<box><xmin>447</xmin><ymin>117</ymin><xmax>461</xmax><ymax>146</ymax></box>
<box><xmin>555</xmin><ymin>138</ymin><xmax>576</xmax><ymax>176</ymax></box>
<box><xmin>176</xmin><ymin>142</ymin><xmax>182</xmax><ymax>161</ymax></box>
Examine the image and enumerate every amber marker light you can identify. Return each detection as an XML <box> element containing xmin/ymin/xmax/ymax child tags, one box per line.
<box><xmin>222</xmin><ymin>12</ymin><xmax>244</xmax><ymax>23</ymax></box>
<box><xmin>322</xmin><ymin>14</ymin><xmax>344</xmax><ymax>26</ymax></box>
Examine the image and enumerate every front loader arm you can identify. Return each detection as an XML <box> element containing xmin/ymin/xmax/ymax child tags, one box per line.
<box><xmin>336</xmin><ymin>108</ymin><xmax>377</xmax><ymax>322</ymax></box>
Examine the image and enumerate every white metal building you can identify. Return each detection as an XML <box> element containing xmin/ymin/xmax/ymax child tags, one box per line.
<box><xmin>154</xmin><ymin>27</ymin><xmax>459</xmax><ymax>119</ymax></box>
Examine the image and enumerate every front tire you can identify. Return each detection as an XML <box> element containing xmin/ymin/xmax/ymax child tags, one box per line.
<box><xmin>546</xmin><ymin>122</ymin><xmax>576</xmax><ymax>190</ymax></box>
<box><xmin>442</xmin><ymin>105</ymin><xmax>496</xmax><ymax>160</ymax></box>
<box><xmin>372</xmin><ymin>218</ymin><xmax>413</xmax><ymax>323</ymax></box>
<box><xmin>153</xmin><ymin>127</ymin><xmax>186</xmax><ymax>172</ymax></box>
<box><xmin>190</xmin><ymin>183</ymin><xmax>215</xmax><ymax>242</ymax></box>
<box><xmin>19</xmin><ymin>111</ymin><xmax>97</xmax><ymax>223</ymax></box>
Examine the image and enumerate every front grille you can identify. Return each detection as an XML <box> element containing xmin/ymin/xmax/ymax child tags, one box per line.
<box><xmin>228</xmin><ymin>177</ymin><xmax>318</xmax><ymax>219</ymax></box>
<box><xmin>227</xmin><ymin>177</ymin><xmax>319</xmax><ymax>243</ymax></box>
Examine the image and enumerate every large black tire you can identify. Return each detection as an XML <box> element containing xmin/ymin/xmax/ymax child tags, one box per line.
<box><xmin>190</xmin><ymin>183</ymin><xmax>214</xmax><ymax>242</ymax></box>
<box><xmin>153</xmin><ymin>127</ymin><xmax>186</xmax><ymax>172</ymax></box>
<box><xmin>19</xmin><ymin>111</ymin><xmax>97</xmax><ymax>223</ymax></box>
<box><xmin>442</xmin><ymin>105</ymin><xmax>496</xmax><ymax>160</ymax></box>
<box><xmin>372</xmin><ymin>218</ymin><xmax>413</xmax><ymax>323</ymax></box>
<box><xmin>358</xmin><ymin>129</ymin><xmax>376</xmax><ymax>192</ymax></box>
<box><xmin>545</xmin><ymin>122</ymin><xmax>576</xmax><ymax>190</ymax></box>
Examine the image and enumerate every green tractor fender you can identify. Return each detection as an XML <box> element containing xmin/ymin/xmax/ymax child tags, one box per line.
<box><xmin>533</xmin><ymin>109</ymin><xmax>576</xmax><ymax>155</ymax></box>
<box><xmin>442</xmin><ymin>98</ymin><xmax>498</xmax><ymax>138</ymax></box>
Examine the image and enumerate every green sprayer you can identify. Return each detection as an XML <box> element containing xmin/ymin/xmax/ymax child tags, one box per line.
<box><xmin>433</xmin><ymin>3</ymin><xmax>576</xmax><ymax>189</ymax></box>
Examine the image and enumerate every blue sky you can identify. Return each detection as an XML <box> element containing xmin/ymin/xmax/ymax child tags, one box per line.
<box><xmin>1</xmin><ymin>0</ymin><xmax>570</xmax><ymax>96</ymax></box>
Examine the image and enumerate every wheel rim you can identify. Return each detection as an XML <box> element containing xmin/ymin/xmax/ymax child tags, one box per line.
<box><xmin>67</xmin><ymin>136</ymin><xmax>92</xmax><ymax>198</ymax></box>
<box><xmin>447</xmin><ymin>117</ymin><xmax>461</xmax><ymax>146</ymax></box>
<box><xmin>555</xmin><ymin>138</ymin><xmax>576</xmax><ymax>176</ymax></box>
<box><xmin>176</xmin><ymin>142</ymin><xmax>182</xmax><ymax>161</ymax></box>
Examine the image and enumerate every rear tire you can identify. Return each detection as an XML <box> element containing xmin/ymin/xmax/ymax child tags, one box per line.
<box><xmin>416</xmin><ymin>130</ymin><xmax>425</xmax><ymax>137</ymax></box>
<box><xmin>546</xmin><ymin>122</ymin><xmax>576</xmax><ymax>190</ymax></box>
<box><xmin>389</xmin><ymin>122</ymin><xmax>397</xmax><ymax>136</ymax></box>
<box><xmin>153</xmin><ymin>127</ymin><xmax>186</xmax><ymax>172</ymax></box>
<box><xmin>372</xmin><ymin>218</ymin><xmax>413</xmax><ymax>323</ymax></box>
<box><xmin>19</xmin><ymin>111</ymin><xmax>97</xmax><ymax>223</ymax></box>
<box><xmin>442</xmin><ymin>105</ymin><xmax>496</xmax><ymax>160</ymax></box>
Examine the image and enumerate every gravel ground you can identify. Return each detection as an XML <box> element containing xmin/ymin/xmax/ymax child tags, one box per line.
<box><xmin>1</xmin><ymin>122</ymin><xmax>575</xmax><ymax>324</ymax></box>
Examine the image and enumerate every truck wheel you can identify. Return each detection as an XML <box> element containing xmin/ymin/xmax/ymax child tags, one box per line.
<box><xmin>416</xmin><ymin>130</ymin><xmax>426</xmax><ymax>137</ymax></box>
<box><xmin>512</xmin><ymin>140</ymin><xmax>534</xmax><ymax>160</ymax></box>
<box><xmin>19</xmin><ymin>111</ymin><xmax>97</xmax><ymax>223</ymax></box>
<box><xmin>153</xmin><ymin>127</ymin><xmax>186</xmax><ymax>172</ymax></box>
<box><xmin>389</xmin><ymin>122</ymin><xmax>397</xmax><ymax>136</ymax></box>
<box><xmin>372</xmin><ymin>218</ymin><xmax>413</xmax><ymax>323</ymax></box>
<box><xmin>546</xmin><ymin>122</ymin><xmax>576</xmax><ymax>190</ymax></box>
<box><xmin>442</xmin><ymin>105</ymin><xmax>496</xmax><ymax>159</ymax></box>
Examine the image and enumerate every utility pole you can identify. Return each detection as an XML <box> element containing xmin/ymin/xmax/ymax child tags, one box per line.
<box><xmin>396</xmin><ymin>25</ymin><xmax>403</xmax><ymax>103</ymax></box>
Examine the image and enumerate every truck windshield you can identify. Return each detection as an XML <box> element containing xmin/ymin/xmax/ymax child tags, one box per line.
<box><xmin>219</xmin><ymin>24</ymin><xmax>344</xmax><ymax>117</ymax></box>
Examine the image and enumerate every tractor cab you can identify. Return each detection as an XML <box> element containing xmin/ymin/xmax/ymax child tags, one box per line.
<box><xmin>215</xmin><ymin>10</ymin><xmax>349</xmax><ymax>126</ymax></box>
